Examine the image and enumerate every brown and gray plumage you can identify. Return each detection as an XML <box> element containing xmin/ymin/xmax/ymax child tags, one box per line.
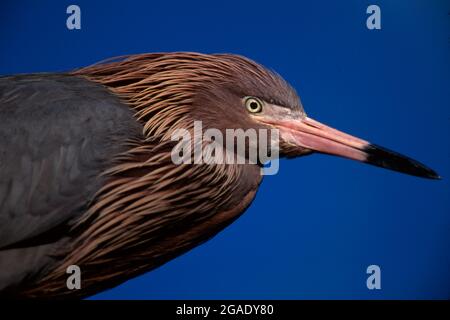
<box><xmin>0</xmin><ymin>52</ymin><xmax>439</xmax><ymax>298</ymax></box>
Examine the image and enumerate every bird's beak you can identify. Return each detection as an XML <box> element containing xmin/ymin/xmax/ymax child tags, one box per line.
<box><xmin>273</xmin><ymin>117</ymin><xmax>440</xmax><ymax>179</ymax></box>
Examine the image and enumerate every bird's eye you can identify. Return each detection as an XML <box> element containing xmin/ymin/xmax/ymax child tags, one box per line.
<box><xmin>244</xmin><ymin>97</ymin><xmax>263</xmax><ymax>113</ymax></box>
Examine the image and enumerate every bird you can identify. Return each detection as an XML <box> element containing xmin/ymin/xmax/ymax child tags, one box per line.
<box><xmin>0</xmin><ymin>52</ymin><xmax>439</xmax><ymax>298</ymax></box>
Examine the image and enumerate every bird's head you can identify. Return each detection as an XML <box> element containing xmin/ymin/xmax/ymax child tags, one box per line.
<box><xmin>77</xmin><ymin>52</ymin><xmax>439</xmax><ymax>179</ymax></box>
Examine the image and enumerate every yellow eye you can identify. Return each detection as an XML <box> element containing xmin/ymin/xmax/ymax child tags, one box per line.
<box><xmin>245</xmin><ymin>97</ymin><xmax>263</xmax><ymax>113</ymax></box>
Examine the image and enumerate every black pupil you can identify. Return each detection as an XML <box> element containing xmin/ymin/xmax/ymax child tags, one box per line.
<box><xmin>250</xmin><ymin>101</ymin><xmax>258</xmax><ymax>110</ymax></box>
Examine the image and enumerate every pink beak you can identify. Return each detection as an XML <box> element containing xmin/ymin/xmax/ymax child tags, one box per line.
<box><xmin>275</xmin><ymin>117</ymin><xmax>439</xmax><ymax>179</ymax></box>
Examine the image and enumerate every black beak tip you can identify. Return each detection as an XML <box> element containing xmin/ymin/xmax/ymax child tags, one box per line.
<box><xmin>364</xmin><ymin>144</ymin><xmax>441</xmax><ymax>180</ymax></box>
<box><xmin>423</xmin><ymin>169</ymin><xmax>441</xmax><ymax>180</ymax></box>
<box><xmin>428</xmin><ymin>171</ymin><xmax>442</xmax><ymax>180</ymax></box>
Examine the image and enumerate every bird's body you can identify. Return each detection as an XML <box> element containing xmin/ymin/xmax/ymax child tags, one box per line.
<box><xmin>0</xmin><ymin>54</ymin><xmax>267</xmax><ymax>297</ymax></box>
<box><xmin>0</xmin><ymin>53</ymin><xmax>439</xmax><ymax>298</ymax></box>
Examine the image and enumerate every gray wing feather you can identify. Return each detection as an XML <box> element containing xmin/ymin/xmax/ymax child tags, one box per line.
<box><xmin>0</xmin><ymin>74</ymin><xmax>141</xmax><ymax>249</ymax></box>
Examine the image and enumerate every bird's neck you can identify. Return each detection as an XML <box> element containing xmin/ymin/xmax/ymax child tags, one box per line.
<box><xmin>24</xmin><ymin>138</ymin><xmax>262</xmax><ymax>297</ymax></box>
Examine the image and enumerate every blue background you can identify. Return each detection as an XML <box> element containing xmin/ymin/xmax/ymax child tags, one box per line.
<box><xmin>1</xmin><ymin>0</ymin><xmax>449</xmax><ymax>299</ymax></box>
